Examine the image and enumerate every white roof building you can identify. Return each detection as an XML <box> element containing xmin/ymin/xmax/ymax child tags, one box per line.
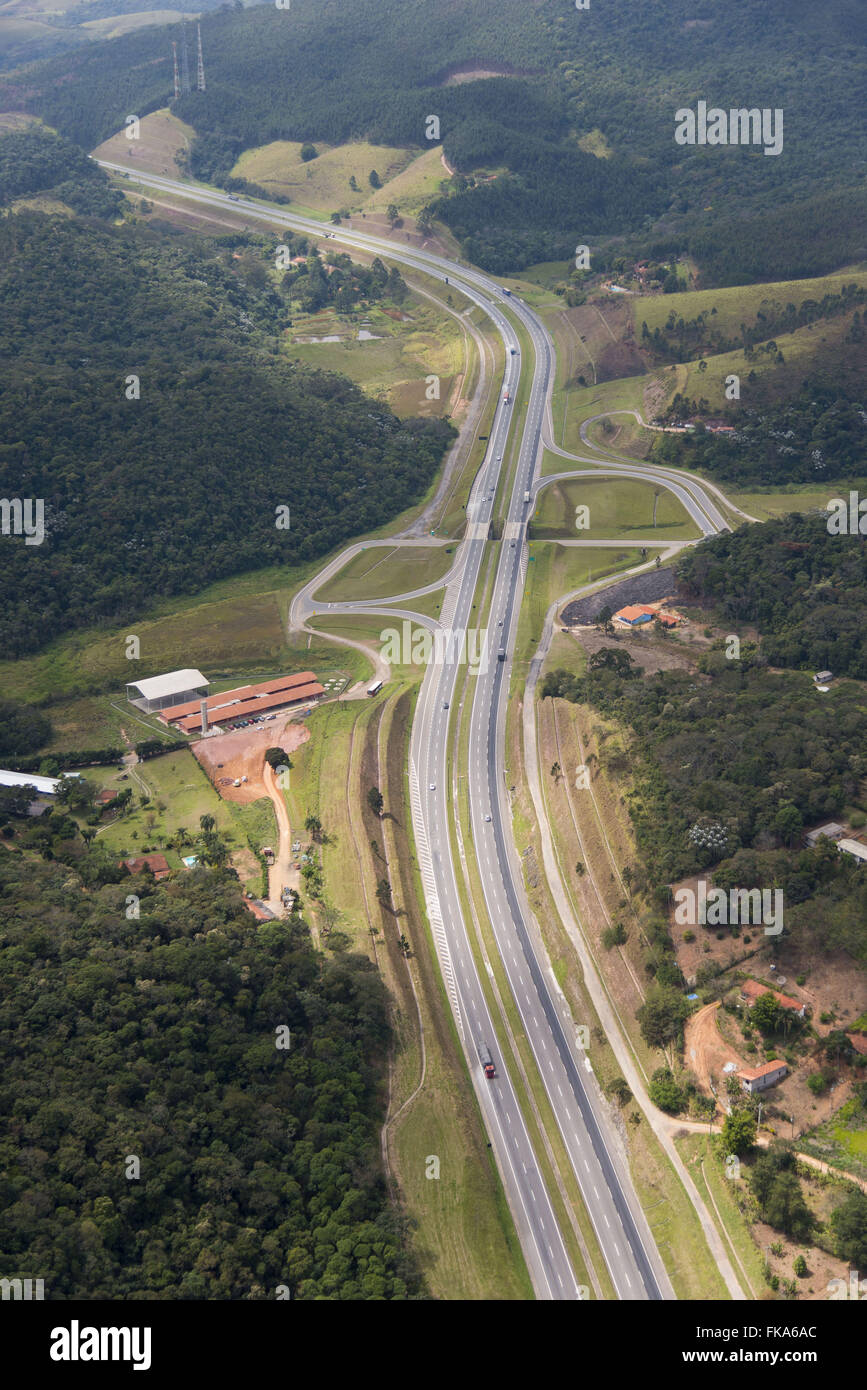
<box><xmin>0</xmin><ymin>769</ymin><xmax>69</xmax><ymax>795</ymax></box>
<box><xmin>838</xmin><ymin>839</ymin><xmax>867</xmax><ymax>864</ymax></box>
<box><xmin>126</xmin><ymin>669</ymin><xmax>209</xmax><ymax>713</ymax></box>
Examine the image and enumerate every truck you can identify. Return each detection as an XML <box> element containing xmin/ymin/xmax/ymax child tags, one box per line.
<box><xmin>502</xmin><ymin>287</ymin><xmax>512</xmax><ymax>296</ymax></box>
<box><xmin>477</xmin><ymin>1040</ymin><xmax>496</xmax><ymax>1079</ymax></box>
<box><xmin>497</xmin><ymin>647</ymin><xmax>506</xmax><ymax>662</ymax></box>
<box><xmin>503</xmin><ymin>390</ymin><xmax>510</xmax><ymax>403</ymax></box>
<box><xmin>523</xmin><ymin>490</ymin><xmax>531</xmax><ymax>504</ymax></box>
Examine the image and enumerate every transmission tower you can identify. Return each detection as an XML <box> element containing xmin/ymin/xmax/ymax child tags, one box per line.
<box><xmin>196</xmin><ymin>23</ymin><xmax>206</xmax><ymax>92</ymax></box>
<box><xmin>180</xmin><ymin>16</ymin><xmax>191</xmax><ymax>96</ymax></box>
<box><xmin>172</xmin><ymin>41</ymin><xmax>180</xmax><ymax>102</ymax></box>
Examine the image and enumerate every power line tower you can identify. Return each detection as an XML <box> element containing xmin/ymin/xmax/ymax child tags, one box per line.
<box><xmin>172</xmin><ymin>40</ymin><xmax>180</xmax><ymax>102</ymax></box>
<box><xmin>180</xmin><ymin>16</ymin><xmax>191</xmax><ymax>96</ymax></box>
<box><xmin>196</xmin><ymin>23</ymin><xmax>206</xmax><ymax>92</ymax></box>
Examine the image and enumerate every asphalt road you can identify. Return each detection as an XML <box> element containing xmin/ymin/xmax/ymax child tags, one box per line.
<box><xmin>105</xmin><ymin>164</ymin><xmax>723</xmax><ymax>1299</ymax></box>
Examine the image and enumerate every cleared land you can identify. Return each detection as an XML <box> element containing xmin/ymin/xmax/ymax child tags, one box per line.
<box><xmin>531</xmin><ymin>477</ymin><xmax>700</xmax><ymax>542</ymax></box>
<box><xmin>286</xmin><ymin>298</ymin><xmax>463</xmax><ymax>418</ymax></box>
<box><xmin>91</xmin><ymin>108</ymin><xmax>197</xmax><ymax>180</ymax></box>
<box><xmin>231</xmin><ymin>140</ymin><xmax>416</xmax><ymax>215</ymax></box>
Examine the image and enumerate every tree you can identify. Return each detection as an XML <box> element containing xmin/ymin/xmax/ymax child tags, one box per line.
<box><xmin>648</xmin><ymin>1067</ymin><xmax>685</xmax><ymax>1114</ymax></box>
<box><xmin>368</xmin><ymin>170</ymin><xmax>381</xmax><ymax>189</ymax></box>
<box><xmin>720</xmin><ymin>1108</ymin><xmax>756</xmax><ymax>1157</ymax></box>
<box><xmin>793</xmin><ymin>1254</ymin><xmax>807</xmax><ymax>1277</ymax></box>
<box><xmin>637</xmin><ymin>986</ymin><xmax>691</xmax><ymax>1050</ymax></box>
<box><xmin>265</xmin><ymin>747</ymin><xmax>291</xmax><ymax>771</ymax></box>
<box><xmin>749</xmin><ymin>992</ymin><xmax>783</xmax><ymax>1036</ymax></box>
<box><xmin>348</xmin><ymin>175</ymin><xmax>358</xmax><ymax>191</ymax></box>
<box><xmin>199</xmin><ymin>814</ymin><xmax>216</xmax><ymax>835</ymax></box>
<box><xmin>386</xmin><ymin>203</ymin><xmax>400</xmax><ymax>226</ymax></box>
<box><xmin>300</xmin><ymin>144</ymin><xmax>317</xmax><ymax>162</ymax></box>
<box><xmin>830</xmin><ymin>1190</ymin><xmax>867</xmax><ymax>1270</ymax></box>
<box><xmin>305</xmin><ymin>813</ymin><xmax>322</xmax><ymax>840</ymax></box>
<box><xmin>367</xmin><ymin>787</ymin><xmax>384</xmax><ymax>817</ymax></box>
<box><xmin>607</xmin><ymin>1077</ymin><xmax>632</xmax><ymax>1107</ymax></box>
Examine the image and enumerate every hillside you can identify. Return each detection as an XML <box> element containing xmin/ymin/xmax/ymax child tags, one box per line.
<box><xmin>0</xmin><ymin>208</ymin><xmax>452</xmax><ymax>658</ymax></box>
<box><xmin>5</xmin><ymin>0</ymin><xmax>867</xmax><ymax>275</ymax></box>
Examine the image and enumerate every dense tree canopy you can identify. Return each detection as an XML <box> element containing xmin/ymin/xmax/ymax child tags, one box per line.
<box><xmin>0</xmin><ymin>849</ymin><xmax>421</xmax><ymax>1299</ymax></box>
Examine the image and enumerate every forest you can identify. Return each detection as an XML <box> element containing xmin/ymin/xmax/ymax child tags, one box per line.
<box><xmin>0</xmin><ymin>211</ymin><xmax>452</xmax><ymax>659</ymax></box>
<box><xmin>4</xmin><ymin>0</ymin><xmax>866</xmax><ymax>277</ymax></box>
<box><xmin>0</xmin><ymin>844</ymin><xmax>420</xmax><ymax>1298</ymax></box>
<box><xmin>676</xmin><ymin>515</ymin><xmax>867</xmax><ymax>677</ymax></box>
<box><xmin>0</xmin><ymin>125</ymin><xmax>123</xmax><ymax>220</ymax></box>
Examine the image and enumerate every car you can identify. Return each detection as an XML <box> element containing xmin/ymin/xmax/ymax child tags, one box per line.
<box><xmin>484</xmin><ymin>814</ymin><xmax>492</xmax><ymax>822</ymax></box>
<box><xmin>496</xmin><ymin>454</ymin><xmax>502</xmax><ymax>461</ymax></box>
<box><xmin>443</xmin><ymin>701</ymin><xmax>449</xmax><ymax>709</ymax></box>
<box><xmin>511</xmin><ymin>541</ymin><xmax>516</xmax><ymax>547</ymax></box>
<box><xmin>429</xmin><ymin>783</ymin><xmax>436</xmax><ymax>791</ymax></box>
<box><xmin>498</xmin><ymin>619</ymin><xmax>503</xmax><ymax>626</ymax></box>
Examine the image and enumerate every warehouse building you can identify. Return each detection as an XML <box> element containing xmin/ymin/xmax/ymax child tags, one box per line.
<box><xmin>126</xmin><ymin>669</ymin><xmax>209</xmax><ymax>713</ymax></box>
<box><xmin>160</xmin><ymin>671</ymin><xmax>325</xmax><ymax>734</ymax></box>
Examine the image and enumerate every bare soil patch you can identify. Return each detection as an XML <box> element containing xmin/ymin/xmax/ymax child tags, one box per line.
<box><xmin>193</xmin><ymin>716</ymin><xmax>310</xmax><ymax>804</ymax></box>
<box><xmin>570</xmin><ymin>624</ymin><xmax>696</xmax><ymax>677</ymax></box>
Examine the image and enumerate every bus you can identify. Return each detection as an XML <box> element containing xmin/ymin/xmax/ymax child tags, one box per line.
<box><xmin>367</xmin><ymin>681</ymin><xmax>383</xmax><ymax>697</ymax></box>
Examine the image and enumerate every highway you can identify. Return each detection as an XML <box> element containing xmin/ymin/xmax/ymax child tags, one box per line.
<box><xmin>105</xmin><ymin>163</ymin><xmax>725</xmax><ymax>1299</ymax></box>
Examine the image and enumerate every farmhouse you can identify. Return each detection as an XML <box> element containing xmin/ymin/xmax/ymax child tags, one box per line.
<box><xmin>613</xmin><ymin>603</ymin><xmax>682</xmax><ymax>629</ymax></box>
<box><xmin>805</xmin><ymin>821</ymin><xmax>845</xmax><ymax>848</ymax></box>
<box><xmin>126</xmin><ymin>669</ymin><xmax>209</xmax><ymax>714</ymax></box>
<box><xmin>740</xmin><ymin>1060</ymin><xmax>788</xmax><ymax>1094</ymax></box>
<box><xmin>741</xmin><ymin>979</ymin><xmax>807</xmax><ymax>1019</ymax></box>
<box><xmin>122</xmin><ymin>854</ymin><xmax>171</xmax><ymax>881</ymax></box>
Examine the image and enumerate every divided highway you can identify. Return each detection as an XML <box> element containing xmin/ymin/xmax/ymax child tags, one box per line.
<box><xmin>106</xmin><ymin>164</ymin><xmax>725</xmax><ymax>1299</ymax></box>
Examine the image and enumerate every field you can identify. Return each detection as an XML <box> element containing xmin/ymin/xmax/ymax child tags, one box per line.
<box><xmin>634</xmin><ymin>268</ymin><xmax>867</xmax><ymax>341</ymax></box>
<box><xmin>728</xmin><ymin>487</ymin><xmax>853</xmax><ymax>521</ymax></box>
<box><xmin>531</xmin><ymin>477</ymin><xmax>701</xmax><ymax>542</ymax></box>
<box><xmin>312</xmin><ymin>544</ymin><xmax>455</xmax><ymax>603</ymax></box>
<box><xmin>231</xmin><ymin>140</ymin><xmax>418</xmax><ymax>215</ymax></box>
<box><xmin>91</xmin><ymin>108</ymin><xmax>197</xmax><ymax>178</ymax></box>
<box><xmin>286</xmin><ymin>297</ymin><xmax>464</xmax><ymax>418</ymax></box>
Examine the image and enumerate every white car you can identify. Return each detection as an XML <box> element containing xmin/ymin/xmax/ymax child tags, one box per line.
<box><xmin>484</xmin><ymin>814</ymin><xmax>492</xmax><ymax>822</ymax></box>
<box><xmin>429</xmin><ymin>783</ymin><xmax>436</xmax><ymax>791</ymax></box>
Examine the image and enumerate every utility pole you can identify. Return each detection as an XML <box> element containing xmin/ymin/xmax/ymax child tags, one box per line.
<box><xmin>172</xmin><ymin>41</ymin><xmax>180</xmax><ymax>102</ymax></box>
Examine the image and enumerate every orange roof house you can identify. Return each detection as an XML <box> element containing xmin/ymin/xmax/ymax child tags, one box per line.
<box><xmin>741</xmin><ymin>979</ymin><xmax>807</xmax><ymax>1018</ymax></box>
<box><xmin>122</xmin><ymin>853</ymin><xmax>171</xmax><ymax>881</ymax></box>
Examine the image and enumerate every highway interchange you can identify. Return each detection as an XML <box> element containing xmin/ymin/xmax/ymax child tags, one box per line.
<box><xmin>102</xmin><ymin>161</ymin><xmax>741</xmax><ymax>1299</ymax></box>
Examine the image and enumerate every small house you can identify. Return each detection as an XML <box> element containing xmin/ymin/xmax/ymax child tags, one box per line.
<box><xmin>740</xmin><ymin>1060</ymin><xmax>787</xmax><ymax>1094</ymax></box>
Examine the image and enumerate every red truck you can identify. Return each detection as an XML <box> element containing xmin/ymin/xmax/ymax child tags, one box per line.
<box><xmin>503</xmin><ymin>390</ymin><xmax>510</xmax><ymax>403</ymax></box>
<box><xmin>477</xmin><ymin>1040</ymin><xmax>496</xmax><ymax>1080</ymax></box>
